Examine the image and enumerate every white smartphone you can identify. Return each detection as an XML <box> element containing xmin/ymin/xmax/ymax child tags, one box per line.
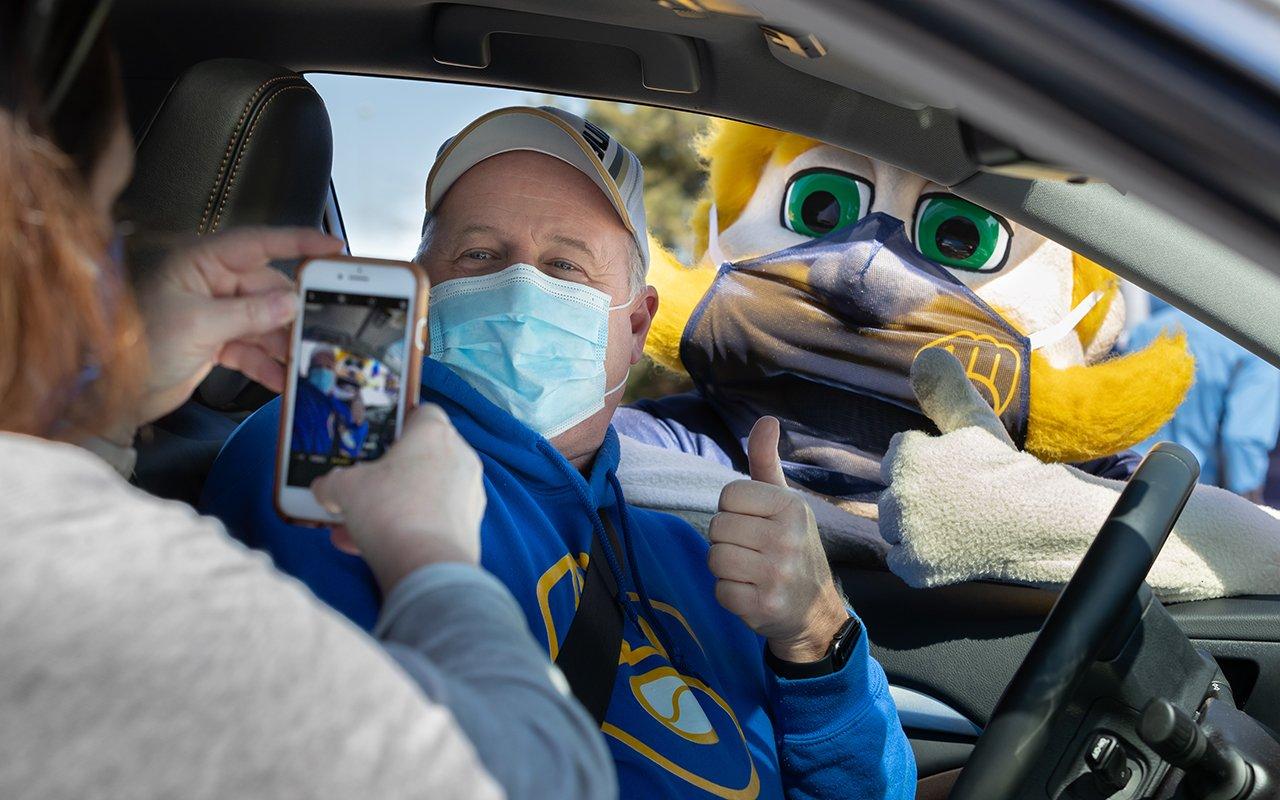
<box><xmin>275</xmin><ymin>256</ymin><xmax>428</xmax><ymax>526</ymax></box>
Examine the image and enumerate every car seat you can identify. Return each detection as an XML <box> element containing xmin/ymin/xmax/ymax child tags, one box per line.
<box><xmin>121</xmin><ymin>58</ymin><xmax>334</xmax><ymax>504</ymax></box>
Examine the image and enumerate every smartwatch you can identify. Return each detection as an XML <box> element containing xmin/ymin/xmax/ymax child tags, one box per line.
<box><xmin>766</xmin><ymin>614</ymin><xmax>862</xmax><ymax>679</ymax></box>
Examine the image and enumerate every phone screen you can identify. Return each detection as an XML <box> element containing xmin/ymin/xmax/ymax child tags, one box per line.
<box><xmin>286</xmin><ymin>288</ymin><xmax>410</xmax><ymax>487</ymax></box>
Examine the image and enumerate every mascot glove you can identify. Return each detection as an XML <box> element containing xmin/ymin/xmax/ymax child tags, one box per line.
<box><xmin>879</xmin><ymin>348</ymin><xmax>1280</xmax><ymax>602</ymax></box>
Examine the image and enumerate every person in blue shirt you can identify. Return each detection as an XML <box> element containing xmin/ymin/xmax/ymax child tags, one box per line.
<box><xmin>331</xmin><ymin>390</ymin><xmax>369</xmax><ymax>457</ymax></box>
<box><xmin>292</xmin><ymin>348</ymin><xmax>341</xmax><ymax>456</ymax></box>
<box><xmin>1125</xmin><ymin>297</ymin><xmax>1280</xmax><ymax>501</ymax></box>
<box><xmin>294</xmin><ymin>347</ymin><xmax>370</xmax><ymax>459</ymax></box>
<box><xmin>202</xmin><ymin>106</ymin><xmax>914</xmax><ymax>799</ymax></box>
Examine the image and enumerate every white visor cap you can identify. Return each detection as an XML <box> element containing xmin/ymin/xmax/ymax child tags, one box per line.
<box><xmin>424</xmin><ymin>106</ymin><xmax>649</xmax><ymax>270</ymax></box>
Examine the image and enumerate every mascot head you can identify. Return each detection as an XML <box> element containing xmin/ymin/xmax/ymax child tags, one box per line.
<box><xmin>645</xmin><ymin>120</ymin><xmax>1193</xmax><ymax>463</ymax></box>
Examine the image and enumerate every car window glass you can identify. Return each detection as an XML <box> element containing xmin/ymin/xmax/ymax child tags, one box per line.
<box><xmin>308</xmin><ymin>73</ymin><xmax>710</xmax><ymax>264</ymax></box>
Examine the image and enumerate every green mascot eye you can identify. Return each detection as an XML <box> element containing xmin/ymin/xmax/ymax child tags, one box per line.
<box><xmin>913</xmin><ymin>194</ymin><xmax>1012</xmax><ymax>271</ymax></box>
<box><xmin>782</xmin><ymin>169</ymin><xmax>873</xmax><ymax>238</ymax></box>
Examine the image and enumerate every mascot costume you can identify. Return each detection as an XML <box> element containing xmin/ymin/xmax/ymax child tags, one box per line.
<box><xmin>614</xmin><ymin>120</ymin><xmax>1280</xmax><ymax>601</ymax></box>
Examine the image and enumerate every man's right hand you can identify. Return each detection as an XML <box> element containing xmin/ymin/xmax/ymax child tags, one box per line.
<box><xmin>312</xmin><ymin>403</ymin><xmax>487</xmax><ymax>593</ymax></box>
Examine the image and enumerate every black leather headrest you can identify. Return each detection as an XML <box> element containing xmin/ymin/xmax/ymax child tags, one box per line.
<box><xmin>123</xmin><ymin>58</ymin><xmax>332</xmax><ymax>245</ymax></box>
<box><xmin>122</xmin><ymin>59</ymin><xmax>333</xmax><ymax>410</ymax></box>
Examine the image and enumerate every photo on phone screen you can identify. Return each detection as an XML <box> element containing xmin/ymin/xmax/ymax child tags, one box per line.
<box><xmin>287</xmin><ymin>289</ymin><xmax>409</xmax><ymax>487</ymax></box>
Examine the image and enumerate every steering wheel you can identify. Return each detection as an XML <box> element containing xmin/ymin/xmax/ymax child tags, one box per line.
<box><xmin>948</xmin><ymin>442</ymin><xmax>1201</xmax><ymax>800</ymax></box>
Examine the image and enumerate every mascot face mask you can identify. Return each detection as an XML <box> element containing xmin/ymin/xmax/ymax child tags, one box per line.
<box><xmin>645</xmin><ymin>121</ymin><xmax>1195</xmax><ymax>464</ymax></box>
<box><xmin>682</xmin><ymin>210</ymin><xmax>1103</xmax><ymax>458</ymax></box>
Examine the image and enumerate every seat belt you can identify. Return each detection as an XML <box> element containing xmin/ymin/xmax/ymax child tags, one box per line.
<box><xmin>554</xmin><ymin>513</ymin><xmax>626</xmax><ymax>726</ymax></box>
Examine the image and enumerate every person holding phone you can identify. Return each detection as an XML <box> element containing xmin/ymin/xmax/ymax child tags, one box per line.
<box><xmin>0</xmin><ymin>3</ymin><xmax>613</xmax><ymax>799</ymax></box>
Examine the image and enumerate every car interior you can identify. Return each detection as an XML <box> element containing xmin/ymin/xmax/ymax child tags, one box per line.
<box><xmin>110</xmin><ymin>0</ymin><xmax>1280</xmax><ymax>797</ymax></box>
<box><xmin>120</xmin><ymin>58</ymin><xmax>334</xmax><ymax>501</ymax></box>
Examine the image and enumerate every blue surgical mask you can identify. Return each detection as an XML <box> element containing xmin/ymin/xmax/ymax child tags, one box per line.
<box><xmin>429</xmin><ymin>263</ymin><xmax>633</xmax><ymax>439</ymax></box>
<box><xmin>307</xmin><ymin>367</ymin><xmax>336</xmax><ymax>395</ymax></box>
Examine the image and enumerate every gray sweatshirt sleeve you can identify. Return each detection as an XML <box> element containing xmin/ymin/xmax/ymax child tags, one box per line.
<box><xmin>3</xmin><ymin>435</ymin><xmax>508</xmax><ymax>800</ymax></box>
<box><xmin>376</xmin><ymin>563</ymin><xmax>617</xmax><ymax>800</ymax></box>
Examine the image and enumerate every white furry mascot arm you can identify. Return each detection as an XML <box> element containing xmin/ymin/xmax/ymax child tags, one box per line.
<box><xmin>881</xmin><ymin>348</ymin><xmax>1280</xmax><ymax>602</ymax></box>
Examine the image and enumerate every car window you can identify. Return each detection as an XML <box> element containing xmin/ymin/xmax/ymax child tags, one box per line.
<box><xmin>309</xmin><ymin>73</ymin><xmax>711</xmax><ymax>399</ymax></box>
<box><xmin>308</xmin><ymin>73</ymin><xmax>710</xmax><ymax>264</ymax></box>
<box><xmin>309</xmin><ymin>75</ymin><xmax>1280</xmax><ymax>506</ymax></box>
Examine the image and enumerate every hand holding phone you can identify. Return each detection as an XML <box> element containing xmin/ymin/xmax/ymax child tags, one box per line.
<box><xmin>312</xmin><ymin>403</ymin><xmax>487</xmax><ymax>592</ymax></box>
<box><xmin>276</xmin><ymin>256</ymin><xmax>427</xmax><ymax>526</ymax></box>
<box><xmin>135</xmin><ymin>227</ymin><xmax>343</xmax><ymax>427</ymax></box>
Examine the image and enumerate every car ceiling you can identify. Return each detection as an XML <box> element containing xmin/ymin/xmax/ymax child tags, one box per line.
<box><xmin>113</xmin><ymin>0</ymin><xmax>1280</xmax><ymax>366</ymax></box>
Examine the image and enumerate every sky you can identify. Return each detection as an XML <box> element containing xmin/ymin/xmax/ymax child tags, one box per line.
<box><xmin>307</xmin><ymin>73</ymin><xmax>588</xmax><ymax>260</ymax></box>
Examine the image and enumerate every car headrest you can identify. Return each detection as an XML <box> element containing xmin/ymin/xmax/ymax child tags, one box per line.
<box><xmin>122</xmin><ymin>59</ymin><xmax>333</xmax><ymax>409</ymax></box>
<box><xmin>124</xmin><ymin>58</ymin><xmax>332</xmax><ymax>245</ymax></box>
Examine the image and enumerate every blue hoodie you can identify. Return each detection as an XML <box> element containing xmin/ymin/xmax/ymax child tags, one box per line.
<box><xmin>202</xmin><ymin>358</ymin><xmax>915</xmax><ymax>799</ymax></box>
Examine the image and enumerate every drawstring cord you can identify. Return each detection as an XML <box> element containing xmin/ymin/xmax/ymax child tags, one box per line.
<box><xmin>537</xmin><ymin>438</ymin><xmax>690</xmax><ymax>671</ymax></box>
<box><xmin>541</xmin><ymin>441</ymin><xmax>644</xmax><ymax>635</ymax></box>
<box><xmin>609</xmin><ymin>471</ymin><xmax>688</xmax><ymax>671</ymax></box>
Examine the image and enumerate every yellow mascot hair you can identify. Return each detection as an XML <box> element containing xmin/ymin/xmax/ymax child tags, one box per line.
<box><xmin>690</xmin><ymin>121</ymin><xmax>820</xmax><ymax>262</ymax></box>
<box><xmin>645</xmin><ymin>234</ymin><xmax>715</xmax><ymax>373</ymax></box>
<box><xmin>644</xmin><ymin>119</ymin><xmax>1195</xmax><ymax>461</ymax></box>
<box><xmin>1025</xmin><ymin>333</ymin><xmax>1193</xmax><ymax>463</ymax></box>
<box><xmin>1070</xmin><ymin>253</ymin><xmax>1117</xmax><ymax>354</ymax></box>
<box><xmin>648</xmin><ymin>120</ymin><xmax>815</xmax><ymax>372</ymax></box>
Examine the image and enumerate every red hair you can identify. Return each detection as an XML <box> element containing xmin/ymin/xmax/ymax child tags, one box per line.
<box><xmin>0</xmin><ymin>111</ymin><xmax>147</xmax><ymax>439</ymax></box>
<box><xmin>0</xmin><ymin>12</ymin><xmax>149</xmax><ymax>440</ymax></box>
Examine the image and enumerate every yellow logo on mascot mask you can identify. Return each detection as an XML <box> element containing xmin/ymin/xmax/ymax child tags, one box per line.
<box><xmin>918</xmin><ymin>331</ymin><xmax>1023</xmax><ymax>416</ymax></box>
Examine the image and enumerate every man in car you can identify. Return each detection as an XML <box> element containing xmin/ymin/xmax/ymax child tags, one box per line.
<box><xmin>293</xmin><ymin>347</ymin><xmax>341</xmax><ymax>455</ymax></box>
<box><xmin>293</xmin><ymin>346</ymin><xmax>370</xmax><ymax>458</ymax></box>
<box><xmin>203</xmin><ymin>106</ymin><xmax>915</xmax><ymax>798</ymax></box>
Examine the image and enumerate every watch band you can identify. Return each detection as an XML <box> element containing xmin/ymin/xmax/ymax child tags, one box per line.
<box><xmin>765</xmin><ymin>614</ymin><xmax>862</xmax><ymax>680</ymax></box>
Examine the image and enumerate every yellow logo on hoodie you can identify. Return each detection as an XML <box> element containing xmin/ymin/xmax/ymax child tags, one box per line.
<box><xmin>535</xmin><ymin>558</ymin><xmax>762</xmax><ymax>799</ymax></box>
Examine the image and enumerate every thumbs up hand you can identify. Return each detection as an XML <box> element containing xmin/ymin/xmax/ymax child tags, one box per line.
<box><xmin>882</xmin><ymin>348</ymin><xmax>1280</xmax><ymax>603</ymax></box>
<box><xmin>710</xmin><ymin>416</ymin><xmax>851</xmax><ymax>664</ymax></box>
<box><xmin>880</xmin><ymin>348</ymin><xmax>1107</xmax><ymax>589</ymax></box>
